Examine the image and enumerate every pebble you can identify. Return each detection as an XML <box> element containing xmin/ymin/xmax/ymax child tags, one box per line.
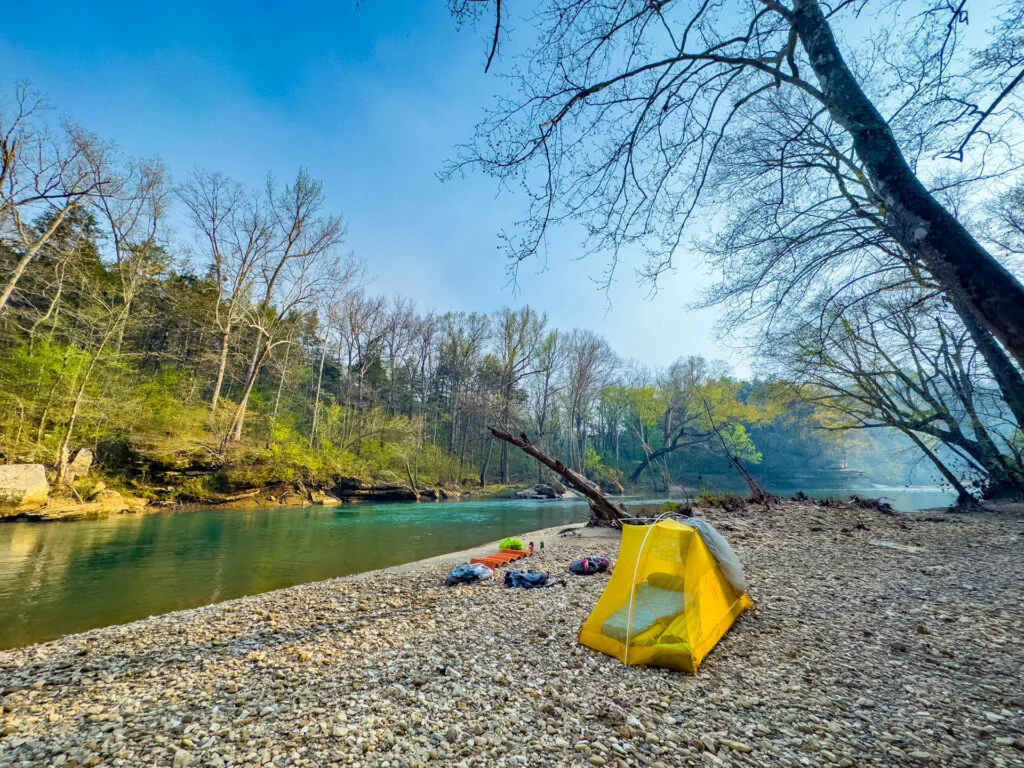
<box><xmin>721</xmin><ymin>739</ymin><xmax>752</xmax><ymax>753</ymax></box>
<box><xmin>0</xmin><ymin>504</ymin><xmax>1019</xmax><ymax>768</ymax></box>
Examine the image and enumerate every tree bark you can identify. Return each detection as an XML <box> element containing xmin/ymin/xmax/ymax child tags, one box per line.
<box><xmin>489</xmin><ymin>426</ymin><xmax>625</xmax><ymax>525</ymax></box>
<box><xmin>226</xmin><ymin>339</ymin><xmax>270</xmax><ymax>445</ymax></box>
<box><xmin>209</xmin><ymin>324</ymin><xmax>232</xmax><ymax>421</ymax></box>
<box><xmin>899</xmin><ymin>427</ymin><xmax>977</xmax><ymax>507</ymax></box>
<box><xmin>36</xmin><ymin>347</ymin><xmax>72</xmax><ymax>443</ymax></box>
<box><xmin>792</xmin><ymin>0</ymin><xmax>1024</xmax><ymax>368</ymax></box>
<box><xmin>56</xmin><ymin>348</ymin><xmax>105</xmax><ymax>483</ymax></box>
<box><xmin>908</xmin><ymin>409</ymin><xmax>1024</xmax><ymax>496</ymax></box>
<box><xmin>499</xmin><ymin>387</ymin><xmax>512</xmax><ymax>483</ymax></box>
<box><xmin>628</xmin><ymin>425</ymin><xmax>711</xmax><ymax>482</ymax></box>
<box><xmin>55</xmin><ymin>299</ymin><xmax>133</xmax><ymax>483</ymax></box>
<box><xmin>500</xmin><ymin>440</ymin><xmax>510</xmax><ymax>484</ymax></box>
<box><xmin>478</xmin><ymin>436</ymin><xmax>494</xmax><ymax>487</ymax></box>
<box><xmin>0</xmin><ymin>203</ymin><xmax>80</xmax><ymax>314</ymax></box>
<box><xmin>267</xmin><ymin>343</ymin><xmax>291</xmax><ymax>448</ymax></box>
<box><xmin>951</xmin><ymin>298</ymin><xmax>1024</xmax><ymax>430</ymax></box>
<box><xmin>309</xmin><ymin>335</ymin><xmax>329</xmax><ymax>447</ymax></box>
<box><xmin>699</xmin><ymin>395</ymin><xmax>772</xmax><ymax>504</ymax></box>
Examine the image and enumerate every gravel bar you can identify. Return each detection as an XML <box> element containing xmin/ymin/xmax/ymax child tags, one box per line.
<box><xmin>1</xmin><ymin>501</ymin><xmax>1022</xmax><ymax>768</ymax></box>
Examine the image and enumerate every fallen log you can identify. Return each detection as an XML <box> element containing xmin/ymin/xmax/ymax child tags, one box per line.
<box><xmin>488</xmin><ymin>426</ymin><xmax>626</xmax><ymax>526</ymax></box>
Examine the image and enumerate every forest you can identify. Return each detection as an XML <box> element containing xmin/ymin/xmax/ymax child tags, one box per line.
<box><xmin>0</xmin><ymin>89</ymin><xmax>889</xmax><ymax>502</ymax></box>
<box><xmin>3</xmin><ymin>0</ymin><xmax>1024</xmax><ymax>507</ymax></box>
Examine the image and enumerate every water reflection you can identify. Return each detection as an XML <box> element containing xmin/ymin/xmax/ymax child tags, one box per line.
<box><xmin>0</xmin><ymin>498</ymin><xmax>590</xmax><ymax>649</ymax></box>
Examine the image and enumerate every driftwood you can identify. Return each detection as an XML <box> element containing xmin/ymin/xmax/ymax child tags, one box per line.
<box><xmin>849</xmin><ymin>494</ymin><xmax>896</xmax><ymax>515</ymax></box>
<box><xmin>488</xmin><ymin>426</ymin><xmax>626</xmax><ymax>525</ymax></box>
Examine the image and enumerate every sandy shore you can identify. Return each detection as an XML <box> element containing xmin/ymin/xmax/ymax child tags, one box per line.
<box><xmin>1</xmin><ymin>501</ymin><xmax>1022</xmax><ymax>768</ymax></box>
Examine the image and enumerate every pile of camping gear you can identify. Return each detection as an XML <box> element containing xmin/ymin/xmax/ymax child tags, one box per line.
<box><xmin>442</xmin><ymin>514</ymin><xmax>752</xmax><ymax>673</ymax></box>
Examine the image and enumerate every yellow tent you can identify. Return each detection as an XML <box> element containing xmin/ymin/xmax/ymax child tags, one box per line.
<box><xmin>578</xmin><ymin>518</ymin><xmax>753</xmax><ymax>673</ymax></box>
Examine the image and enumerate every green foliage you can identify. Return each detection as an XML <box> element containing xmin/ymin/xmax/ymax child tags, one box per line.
<box><xmin>719</xmin><ymin>423</ymin><xmax>762</xmax><ymax>464</ymax></box>
<box><xmin>132</xmin><ymin>369</ymin><xmax>208</xmax><ymax>436</ymax></box>
<box><xmin>630</xmin><ymin>386</ymin><xmax>663</xmax><ymax>429</ymax></box>
<box><xmin>583</xmin><ymin>444</ymin><xmax>603</xmax><ymax>475</ymax></box>
<box><xmin>72</xmin><ymin>475</ymin><xmax>106</xmax><ymax>501</ymax></box>
<box><xmin>499</xmin><ymin>537</ymin><xmax>524</xmax><ymax>551</ymax></box>
<box><xmin>173</xmin><ymin>474</ymin><xmax>228</xmax><ymax>501</ymax></box>
<box><xmin>583</xmin><ymin>444</ymin><xmax>622</xmax><ymax>488</ymax></box>
<box><xmin>0</xmin><ymin>91</ymin><xmax>964</xmax><ymax>509</ymax></box>
<box><xmin>0</xmin><ymin>164</ymin><xmax>877</xmax><ymax>499</ymax></box>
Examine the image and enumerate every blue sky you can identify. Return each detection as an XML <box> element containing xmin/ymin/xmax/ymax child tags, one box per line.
<box><xmin>0</xmin><ymin>0</ymin><xmax>740</xmax><ymax>371</ymax></box>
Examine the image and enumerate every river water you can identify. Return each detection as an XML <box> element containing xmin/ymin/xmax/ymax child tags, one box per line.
<box><xmin>0</xmin><ymin>487</ymin><xmax>952</xmax><ymax>649</ymax></box>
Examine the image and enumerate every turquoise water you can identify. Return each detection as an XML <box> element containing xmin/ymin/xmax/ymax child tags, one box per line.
<box><xmin>0</xmin><ymin>487</ymin><xmax>953</xmax><ymax>649</ymax></box>
<box><xmin>0</xmin><ymin>498</ymin><xmax>590</xmax><ymax>650</ymax></box>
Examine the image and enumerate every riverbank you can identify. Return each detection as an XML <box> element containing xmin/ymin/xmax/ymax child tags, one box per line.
<box><xmin>0</xmin><ymin>480</ymin><xmax>528</xmax><ymax>523</ymax></box>
<box><xmin>0</xmin><ymin>435</ymin><xmax>533</xmax><ymax>522</ymax></box>
<box><xmin>1</xmin><ymin>500</ymin><xmax>1022</xmax><ymax>768</ymax></box>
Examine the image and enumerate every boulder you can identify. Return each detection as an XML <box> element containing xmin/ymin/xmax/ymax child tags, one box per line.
<box><xmin>66</xmin><ymin>448</ymin><xmax>94</xmax><ymax>482</ymax></box>
<box><xmin>0</xmin><ymin>464</ymin><xmax>50</xmax><ymax>513</ymax></box>
<box><xmin>6</xmin><ymin>489</ymin><xmax>149</xmax><ymax>521</ymax></box>
<box><xmin>92</xmin><ymin>490</ymin><xmax>144</xmax><ymax>514</ymax></box>
<box><xmin>516</xmin><ymin>482</ymin><xmax>574</xmax><ymax>500</ymax></box>
<box><xmin>309</xmin><ymin>489</ymin><xmax>343</xmax><ymax>507</ymax></box>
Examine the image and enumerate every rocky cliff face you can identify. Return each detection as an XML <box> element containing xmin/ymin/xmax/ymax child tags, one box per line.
<box><xmin>331</xmin><ymin>478</ymin><xmax>423</xmax><ymax>502</ymax></box>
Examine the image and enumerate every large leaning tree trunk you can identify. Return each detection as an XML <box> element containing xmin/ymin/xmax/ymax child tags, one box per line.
<box><xmin>789</xmin><ymin>0</ymin><xmax>1024</xmax><ymax>368</ymax></box>
<box><xmin>452</xmin><ymin>0</ymin><xmax>1024</xmax><ymax>369</ymax></box>
<box><xmin>951</xmin><ymin>298</ymin><xmax>1024</xmax><ymax>430</ymax></box>
<box><xmin>488</xmin><ymin>426</ymin><xmax>625</xmax><ymax>526</ymax></box>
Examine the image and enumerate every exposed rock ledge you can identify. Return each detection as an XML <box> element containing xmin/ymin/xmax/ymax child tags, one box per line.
<box><xmin>2</xmin><ymin>490</ymin><xmax>150</xmax><ymax>522</ymax></box>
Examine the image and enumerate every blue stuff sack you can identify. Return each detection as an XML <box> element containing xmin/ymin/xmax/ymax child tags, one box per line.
<box><xmin>444</xmin><ymin>562</ymin><xmax>494</xmax><ymax>587</ymax></box>
<box><xmin>504</xmin><ymin>569</ymin><xmax>552</xmax><ymax>589</ymax></box>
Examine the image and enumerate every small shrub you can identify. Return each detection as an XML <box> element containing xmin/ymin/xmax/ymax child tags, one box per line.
<box><xmin>500</xmin><ymin>537</ymin><xmax>524</xmax><ymax>551</ymax></box>
<box><xmin>173</xmin><ymin>474</ymin><xmax>226</xmax><ymax>501</ymax></box>
<box><xmin>73</xmin><ymin>476</ymin><xmax>108</xmax><ymax>501</ymax></box>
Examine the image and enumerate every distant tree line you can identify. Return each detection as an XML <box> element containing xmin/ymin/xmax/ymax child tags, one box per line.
<box><xmin>450</xmin><ymin>0</ymin><xmax>1024</xmax><ymax>501</ymax></box>
<box><xmin>0</xmin><ymin>85</ymin><xmax>871</xmax><ymax>494</ymax></box>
